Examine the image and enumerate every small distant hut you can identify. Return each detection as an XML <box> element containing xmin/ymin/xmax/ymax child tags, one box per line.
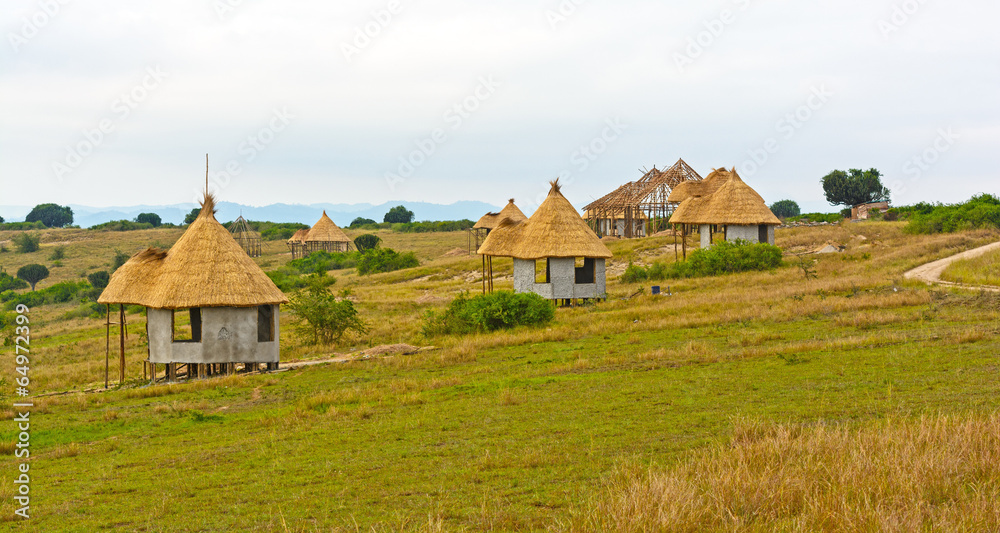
<box><xmin>286</xmin><ymin>228</ymin><xmax>309</xmax><ymax>259</ymax></box>
<box><xmin>99</xmin><ymin>194</ymin><xmax>288</xmax><ymax>385</ymax></box>
<box><xmin>852</xmin><ymin>201</ymin><xmax>889</xmax><ymax>220</ymax></box>
<box><xmin>583</xmin><ymin>158</ymin><xmax>702</xmax><ymax>238</ymax></box>
<box><xmin>303</xmin><ymin>211</ymin><xmax>351</xmax><ymax>253</ymax></box>
<box><xmin>229</xmin><ymin>214</ymin><xmax>262</xmax><ymax>257</ymax></box>
<box><xmin>469</xmin><ymin>199</ymin><xmax>527</xmax><ymax>255</ymax></box>
<box><xmin>669</xmin><ymin>168</ymin><xmax>781</xmax><ymax>251</ymax></box>
<box><xmin>479</xmin><ymin>180</ymin><xmax>612</xmax><ymax>305</ymax></box>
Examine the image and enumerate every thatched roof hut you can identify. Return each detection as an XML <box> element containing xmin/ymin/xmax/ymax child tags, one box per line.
<box><xmin>479</xmin><ymin>180</ymin><xmax>612</xmax><ymax>260</ymax></box>
<box><xmin>100</xmin><ymin>195</ymin><xmax>287</xmax><ymax>309</ymax></box>
<box><xmin>287</xmin><ymin>228</ymin><xmax>309</xmax><ymax>244</ymax></box>
<box><xmin>669</xmin><ymin>169</ymin><xmax>780</xmax><ymax>226</ymax></box>
<box><xmin>666</xmin><ymin>167</ymin><xmax>733</xmax><ymax>204</ymax></box>
<box><xmin>478</xmin><ymin>180</ymin><xmax>611</xmax><ymax>303</ymax></box>
<box><xmin>473</xmin><ymin>199</ymin><xmax>527</xmax><ymax>230</ymax></box>
<box><xmin>305</xmin><ymin>211</ymin><xmax>350</xmax><ymax>245</ymax></box>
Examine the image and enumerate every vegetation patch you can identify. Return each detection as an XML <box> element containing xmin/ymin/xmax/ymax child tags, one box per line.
<box><xmin>621</xmin><ymin>240</ymin><xmax>783</xmax><ymax>282</ymax></box>
<box><xmin>904</xmin><ymin>194</ymin><xmax>1000</xmax><ymax>234</ymax></box>
<box><xmin>423</xmin><ymin>290</ymin><xmax>555</xmax><ymax>335</ymax></box>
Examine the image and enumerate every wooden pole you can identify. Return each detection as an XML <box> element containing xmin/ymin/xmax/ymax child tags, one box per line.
<box><xmin>482</xmin><ymin>255</ymin><xmax>486</xmax><ymax>294</ymax></box>
<box><xmin>119</xmin><ymin>304</ymin><xmax>126</xmax><ymax>385</ymax></box>
<box><xmin>682</xmin><ymin>225</ymin><xmax>687</xmax><ymax>260</ymax></box>
<box><xmin>105</xmin><ymin>305</ymin><xmax>110</xmax><ymax>389</ymax></box>
<box><xmin>674</xmin><ymin>225</ymin><xmax>678</xmax><ymax>262</ymax></box>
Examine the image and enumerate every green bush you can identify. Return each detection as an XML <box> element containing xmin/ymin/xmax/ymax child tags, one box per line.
<box><xmin>787</xmin><ymin>212</ymin><xmax>844</xmax><ymax>224</ymax></box>
<box><xmin>89</xmin><ymin>220</ymin><xmax>155</xmax><ymax>231</ymax></box>
<box><xmin>625</xmin><ymin>240</ymin><xmax>783</xmax><ymax>282</ymax></box>
<box><xmin>3</xmin><ymin>280</ymin><xmax>90</xmax><ymax>310</ymax></box>
<box><xmin>87</xmin><ymin>271</ymin><xmax>110</xmax><ymax>289</ymax></box>
<box><xmin>12</xmin><ymin>233</ymin><xmax>40</xmax><ymax>253</ymax></box>
<box><xmin>0</xmin><ymin>222</ymin><xmax>46</xmax><ymax>231</ymax></box>
<box><xmin>349</xmin><ymin>217</ymin><xmax>377</xmax><ymax>228</ymax></box>
<box><xmin>286</xmin><ymin>251</ymin><xmax>359</xmax><ymax>274</ymax></box>
<box><xmin>356</xmin><ymin>247</ymin><xmax>419</xmax><ymax>275</ymax></box>
<box><xmin>353</xmin><ymin>234</ymin><xmax>381</xmax><ymax>252</ymax></box>
<box><xmin>288</xmin><ymin>286</ymin><xmax>368</xmax><ymax>345</ymax></box>
<box><xmin>904</xmin><ymin>194</ymin><xmax>1000</xmax><ymax>234</ymax></box>
<box><xmin>422</xmin><ymin>291</ymin><xmax>554</xmax><ymax>336</ymax></box>
<box><xmin>0</xmin><ymin>270</ymin><xmax>28</xmax><ymax>292</ymax></box>
<box><xmin>49</xmin><ymin>246</ymin><xmax>66</xmax><ymax>260</ymax></box>
<box><xmin>620</xmin><ymin>262</ymin><xmax>649</xmax><ymax>283</ymax></box>
<box><xmin>111</xmin><ymin>249</ymin><xmax>131</xmax><ymax>272</ymax></box>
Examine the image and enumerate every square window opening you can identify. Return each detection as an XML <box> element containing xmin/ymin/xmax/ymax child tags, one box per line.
<box><xmin>172</xmin><ymin>308</ymin><xmax>202</xmax><ymax>343</ymax></box>
<box><xmin>575</xmin><ymin>257</ymin><xmax>596</xmax><ymax>284</ymax></box>
<box><xmin>535</xmin><ymin>259</ymin><xmax>550</xmax><ymax>284</ymax></box>
<box><xmin>258</xmin><ymin>305</ymin><xmax>274</xmax><ymax>342</ymax></box>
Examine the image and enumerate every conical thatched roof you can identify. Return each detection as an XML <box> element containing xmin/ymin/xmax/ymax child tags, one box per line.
<box><xmin>99</xmin><ymin>194</ymin><xmax>288</xmax><ymax>308</ymax></box>
<box><xmin>667</xmin><ymin>167</ymin><xmax>733</xmax><ymax>203</ymax></box>
<box><xmin>669</xmin><ymin>169</ymin><xmax>781</xmax><ymax>226</ymax></box>
<box><xmin>478</xmin><ymin>180</ymin><xmax>612</xmax><ymax>259</ymax></box>
<box><xmin>304</xmin><ymin>211</ymin><xmax>350</xmax><ymax>244</ymax></box>
<box><xmin>287</xmin><ymin>228</ymin><xmax>309</xmax><ymax>244</ymax></box>
<box><xmin>473</xmin><ymin>199</ymin><xmax>527</xmax><ymax>230</ymax></box>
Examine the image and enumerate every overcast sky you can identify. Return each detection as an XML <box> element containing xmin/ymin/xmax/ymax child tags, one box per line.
<box><xmin>1</xmin><ymin>0</ymin><xmax>997</xmax><ymax>214</ymax></box>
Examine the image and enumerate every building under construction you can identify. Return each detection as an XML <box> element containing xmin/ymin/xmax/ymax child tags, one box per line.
<box><xmin>583</xmin><ymin>158</ymin><xmax>702</xmax><ymax>238</ymax></box>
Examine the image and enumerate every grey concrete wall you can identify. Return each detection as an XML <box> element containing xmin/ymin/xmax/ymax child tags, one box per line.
<box><xmin>147</xmin><ymin>306</ymin><xmax>279</xmax><ymax>364</ymax></box>
<box><xmin>513</xmin><ymin>258</ymin><xmax>606</xmax><ymax>300</ymax></box>
<box><xmin>726</xmin><ymin>224</ymin><xmax>759</xmax><ymax>243</ymax></box>
<box><xmin>700</xmin><ymin>224</ymin><xmax>712</xmax><ymax>248</ymax></box>
<box><xmin>767</xmin><ymin>225</ymin><xmax>775</xmax><ymax>245</ymax></box>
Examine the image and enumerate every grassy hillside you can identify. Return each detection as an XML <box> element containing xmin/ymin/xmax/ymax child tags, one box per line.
<box><xmin>1</xmin><ymin>222</ymin><xmax>1000</xmax><ymax>530</ymax></box>
<box><xmin>940</xmin><ymin>247</ymin><xmax>1000</xmax><ymax>287</ymax></box>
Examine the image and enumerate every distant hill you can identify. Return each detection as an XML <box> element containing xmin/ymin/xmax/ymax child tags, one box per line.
<box><xmin>0</xmin><ymin>201</ymin><xmax>503</xmax><ymax>228</ymax></box>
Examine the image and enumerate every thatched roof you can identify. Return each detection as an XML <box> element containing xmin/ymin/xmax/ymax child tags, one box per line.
<box><xmin>287</xmin><ymin>228</ymin><xmax>309</xmax><ymax>244</ymax></box>
<box><xmin>669</xmin><ymin>169</ymin><xmax>781</xmax><ymax>226</ymax></box>
<box><xmin>473</xmin><ymin>199</ymin><xmax>528</xmax><ymax>230</ymax></box>
<box><xmin>304</xmin><ymin>211</ymin><xmax>350</xmax><ymax>244</ymax></box>
<box><xmin>584</xmin><ymin>159</ymin><xmax>703</xmax><ymax>213</ymax></box>
<box><xmin>478</xmin><ymin>180</ymin><xmax>612</xmax><ymax>259</ymax></box>
<box><xmin>666</xmin><ymin>167</ymin><xmax>733</xmax><ymax>203</ymax></box>
<box><xmin>99</xmin><ymin>194</ymin><xmax>288</xmax><ymax>308</ymax></box>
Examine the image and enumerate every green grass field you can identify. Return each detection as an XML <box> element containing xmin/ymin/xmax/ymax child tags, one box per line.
<box><xmin>2</xmin><ymin>222</ymin><xmax>1000</xmax><ymax>530</ymax></box>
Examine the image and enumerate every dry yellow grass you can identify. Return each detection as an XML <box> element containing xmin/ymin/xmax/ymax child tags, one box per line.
<box><xmin>564</xmin><ymin>413</ymin><xmax>1000</xmax><ymax>533</ymax></box>
<box><xmin>940</xmin><ymin>246</ymin><xmax>1000</xmax><ymax>287</ymax></box>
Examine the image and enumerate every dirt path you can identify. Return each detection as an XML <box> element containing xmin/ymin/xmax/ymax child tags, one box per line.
<box><xmin>903</xmin><ymin>240</ymin><xmax>1000</xmax><ymax>292</ymax></box>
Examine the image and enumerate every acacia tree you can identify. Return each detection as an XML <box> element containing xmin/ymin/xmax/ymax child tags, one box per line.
<box><xmin>769</xmin><ymin>199</ymin><xmax>800</xmax><ymax>218</ymax></box>
<box><xmin>25</xmin><ymin>203</ymin><xmax>73</xmax><ymax>228</ymax></box>
<box><xmin>821</xmin><ymin>168</ymin><xmax>890</xmax><ymax>208</ymax></box>
<box><xmin>353</xmin><ymin>234</ymin><xmax>381</xmax><ymax>251</ymax></box>
<box><xmin>17</xmin><ymin>264</ymin><xmax>49</xmax><ymax>291</ymax></box>
<box><xmin>183</xmin><ymin>208</ymin><xmax>201</xmax><ymax>224</ymax></box>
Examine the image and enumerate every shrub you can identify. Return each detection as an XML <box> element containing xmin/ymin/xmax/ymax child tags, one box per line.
<box><xmin>286</xmin><ymin>251</ymin><xmax>358</xmax><ymax>274</ymax></box>
<box><xmin>904</xmin><ymin>194</ymin><xmax>1000</xmax><ymax>234</ymax></box>
<box><xmin>17</xmin><ymin>264</ymin><xmax>49</xmax><ymax>290</ymax></box>
<box><xmin>49</xmin><ymin>246</ymin><xmax>66</xmax><ymax>260</ymax></box>
<box><xmin>353</xmin><ymin>234</ymin><xmax>381</xmax><ymax>252</ymax></box>
<box><xmin>87</xmin><ymin>271</ymin><xmax>110</xmax><ymax>290</ymax></box>
<box><xmin>0</xmin><ymin>270</ymin><xmax>27</xmax><ymax>292</ymax></box>
<box><xmin>12</xmin><ymin>233</ymin><xmax>40</xmax><ymax>253</ymax></box>
<box><xmin>0</xmin><ymin>221</ymin><xmax>45</xmax><ymax>231</ymax></box>
<box><xmin>288</xmin><ymin>286</ymin><xmax>368</xmax><ymax>345</ymax></box>
<box><xmin>111</xmin><ymin>249</ymin><xmax>131</xmax><ymax>272</ymax></box>
<box><xmin>89</xmin><ymin>220</ymin><xmax>154</xmax><ymax>231</ymax></box>
<box><xmin>620</xmin><ymin>262</ymin><xmax>649</xmax><ymax>283</ymax></box>
<box><xmin>3</xmin><ymin>280</ymin><xmax>91</xmax><ymax>310</ymax></box>
<box><xmin>628</xmin><ymin>240</ymin><xmax>783</xmax><ymax>282</ymax></box>
<box><xmin>422</xmin><ymin>291</ymin><xmax>554</xmax><ymax>336</ymax></box>
<box><xmin>356</xmin><ymin>247</ymin><xmax>419</xmax><ymax>275</ymax></box>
